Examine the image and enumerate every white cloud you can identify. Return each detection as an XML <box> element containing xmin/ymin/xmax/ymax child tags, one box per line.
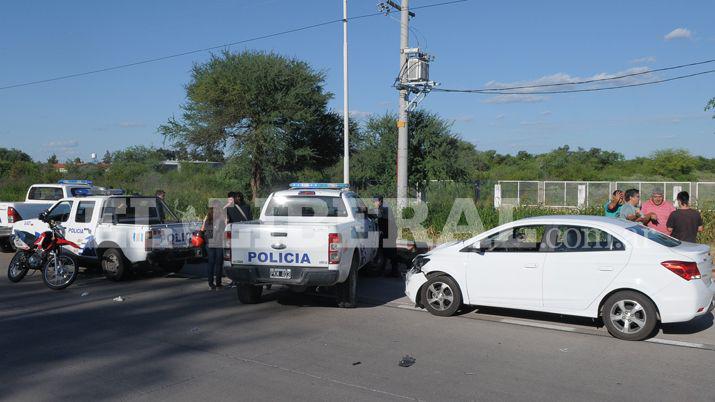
<box><xmin>348</xmin><ymin>110</ymin><xmax>371</xmax><ymax>119</ymax></box>
<box><xmin>45</xmin><ymin>140</ymin><xmax>78</xmax><ymax>149</ymax></box>
<box><xmin>483</xmin><ymin>94</ymin><xmax>546</xmax><ymax>104</ymax></box>
<box><xmin>664</xmin><ymin>28</ymin><xmax>692</xmax><ymax>40</ymax></box>
<box><xmin>481</xmin><ymin>66</ymin><xmax>656</xmax><ymax>104</ymax></box>
<box><xmin>451</xmin><ymin>115</ymin><xmax>474</xmax><ymax>123</ymax></box>
<box><xmin>630</xmin><ymin>56</ymin><xmax>656</xmax><ymax>64</ymax></box>
<box><xmin>118</xmin><ymin>121</ymin><xmax>146</xmax><ymax>128</ymax></box>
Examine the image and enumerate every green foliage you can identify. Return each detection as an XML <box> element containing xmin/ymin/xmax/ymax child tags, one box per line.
<box><xmin>160</xmin><ymin>50</ymin><xmax>344</xmax><ymax>200</ymax></box>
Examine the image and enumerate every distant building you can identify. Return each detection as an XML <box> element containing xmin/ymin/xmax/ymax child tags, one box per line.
<box><xmin>159</xmin><ymin>160</ymin><xmax>224</xmax><ymax>172</ymax></box>
<box><xmin>53</xmin><ymin>163</ymin><xmax>68</xmax><ymax>173</ymax></box>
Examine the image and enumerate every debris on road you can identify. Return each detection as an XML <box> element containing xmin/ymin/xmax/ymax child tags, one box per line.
<box><xmin>352</xmin><ymin>361</ymin><xmax>361</xmax><ymax>366</ymax></box>
<box><xmin>398</xmin><ymin>355</ymin><xmax>416</xmax><ymax>367</ymax></box>
<box><xmin>189</xmin><ymin>327</ymin><xmax>201</xmax><ymax>334</ymax></box>
<box><xmin>559</xmin><ymin>348</ymin><xmax>568</xmax><ymax>353</ymax></box>
<box><xmin>80</xmin><ymin>292</ymin><xmax>89</xmax><ymax>297</ymax></box>
<box><xmin>113</xmin><ymin>296</ymin><xmax>125</xmax><ymax>302</ymax></box>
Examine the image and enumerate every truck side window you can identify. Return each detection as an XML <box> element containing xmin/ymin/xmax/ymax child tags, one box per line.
<box><xmin>75</xmin><ymin>201</ymin><xmax>96</xmax><ymax>223</ymax></box>
<box><xmin>47</xmin><ymin>201</ymin><xmax>73</xmax><ymax>223</ymax></box>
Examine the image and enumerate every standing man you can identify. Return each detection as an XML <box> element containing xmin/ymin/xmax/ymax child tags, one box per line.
<box><xmin>640</xmin><ymin>189</ymin><xmax>675</xmax><ymax>234</ymax></box>
<box><xmin>373</xmin><ymin>195</ymin><xmax>398</xmax><ymax>277</ymax></box>
<box><xmin>604</xmin><ymin>190</ymin><xmax>624</xmax><ymax>218</ymax></box>
<box><xmin>225</xmin><ymin>191</ymin><xmax>252</xmax><ymax>287</ymax></box>
<box><xmin>667</xmin><ymin>191</ymin><xmax>703</xmax><ymax>243</ymax></box>
<box><xmin>226</xmin><ymin>191</ymin><xmax>252</xmax><ymax>224</ymax></box>
<box><xmin>618</xmin><ymin>189</ymin><xmax>657</xmax><ymax>224</ymax></box>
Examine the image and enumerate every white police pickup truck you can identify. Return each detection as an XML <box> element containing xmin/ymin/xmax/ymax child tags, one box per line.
<box><xmin>224</xmin><ymin>183</ymin><xmax>380</xmax><ymax>307</ymax></box>
<box><xmin>15</xmin><ymin>194</ymin><xmax>201</xmax><ymax>280</ymax></box>
<box><xmin>0</xmin><ymin>180</ymin><xmax>96</xmax><ymax>252</ymax></box>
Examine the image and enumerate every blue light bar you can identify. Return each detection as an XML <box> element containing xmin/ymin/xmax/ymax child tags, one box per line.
<box><xmin>73</xmin><ymin>188</ymin><xmax>92</xmax><ymax>197</ymax></box>
<box><xmin>289</xmin><ymin>183</ymin><xmax>350</xmax><ymax>189</ymax></box>
<box><xmin>58</xmin><ymin>179</ymin><xmax>93</xmax><ymax>186</ymax></box>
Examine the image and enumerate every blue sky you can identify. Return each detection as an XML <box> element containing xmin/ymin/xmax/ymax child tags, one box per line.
<box><xmin>1</xmin><ymin>0</ymin><xmax>714</xmax><ymax>162</ymax></box>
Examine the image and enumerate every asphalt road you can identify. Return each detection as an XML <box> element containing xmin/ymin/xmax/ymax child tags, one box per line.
<box><xmin>1</xmin><ymin>252</ymin><xmax>714</xmax><ymax>402</ymax></box>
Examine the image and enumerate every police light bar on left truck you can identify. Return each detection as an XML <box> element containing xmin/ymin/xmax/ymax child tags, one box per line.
<box><xmin>58</xmin><ymin>179</ymin><xmax>94</xmax><ymax>186</ymax></box>
<box><xmin>288</xmin><ymin>183</ymin><xmax>350</xmax><ymax>189</ymax></box>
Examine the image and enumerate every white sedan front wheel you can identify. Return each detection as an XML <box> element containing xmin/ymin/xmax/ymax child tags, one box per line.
<box><xmin>602</xmin><ymin>291</ymin><xmax>658</xmax><ymax>341</ymax></box>
<box><xmin>421</xmin><ymin>275</ymin><xmax>462</xmax><ymax>317</ymax></box>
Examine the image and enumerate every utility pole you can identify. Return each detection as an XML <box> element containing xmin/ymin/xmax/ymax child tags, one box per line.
<box><xmin>380</xmin><ymin>0</ymin><xmax>434</xmax><ymax>204</ymax></box>
<box><xmin>342</xmin><ymin>0</ymin><xmax>350</xmax><ymax>185</ymax></box>
<box><xmin>396</xmin><ymin>0</ymin><xmax>409</xmax><ymax>206</ymax></box>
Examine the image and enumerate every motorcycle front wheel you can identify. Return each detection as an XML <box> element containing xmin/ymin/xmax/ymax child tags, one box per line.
<box><xmin>42</xmin><ymin>254</ymin><xmax>78</xmax><ymax>290</ymax></box>
<box><xmin>8</xmin><ymin>252</ymin><xmax>30</xmax><ymax>283</ymax></box>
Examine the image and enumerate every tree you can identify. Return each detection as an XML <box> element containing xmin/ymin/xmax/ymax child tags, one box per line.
<box><xmin>160</xmin><ymin>50</ymin><xmax>341</xmax><ymax>200</ymax></box>
<box><xmin>707</xmin><ymin>97</ymin><xmax>715</xmax><ymax>118</ymax></box>
<box><xmin>102</xmin><ymin>150</ymin><xmax>112</xmax><ymax>164</ymax></box>
<box><xmin>646</xmin><ymin>149</ymin><xmax>697</xmax><ymax>180</ymax></box>
<box><xmin>47</xmin><ymin>154</ymin><xmax>59</xmax><ymax>165</ymax></box>
<box><xmin>0</xmin><ymin>148</ymin><xmax>32</xmax><ymax>163</ymax></box>
<box><xmin>349</xmin><ymin>111</ymin><xmax>479</xmax><ymax>196</ymax></box>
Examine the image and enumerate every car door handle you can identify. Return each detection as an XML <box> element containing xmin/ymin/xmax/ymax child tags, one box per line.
<box><xmin>598</xmin><ymin>266</ymin><xmax>614</xmax><ymax>271</ymax></box>
<box><xmin>523</xmin><ymin>263</ymin><xmax>538</xmax><ymax>269</ymax></box>
<box><xmin>271</xmin><ymin>243</ymin><xmax>286</xmax><ymax>250</ymax></box>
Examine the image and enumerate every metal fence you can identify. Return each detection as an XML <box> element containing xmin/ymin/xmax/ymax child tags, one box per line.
<box><xmin>496</xmin><ymin>181</ymin><xmax>715</xmax><ymax>208</ymax></box>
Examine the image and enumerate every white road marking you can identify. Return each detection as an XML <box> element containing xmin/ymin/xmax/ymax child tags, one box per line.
<box><xmin>645</xmin><ymin>338</ymin><xmax>707</xmax><ymax>349</ymax></box>
<box><xmin>499</xmin><ymin>318</ymin><xmax>577</xmax><ymax>332</ymax></box>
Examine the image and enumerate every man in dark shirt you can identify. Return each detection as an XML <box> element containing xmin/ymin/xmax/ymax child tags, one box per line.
<box><xmin>666</xmin><ymin>191</ymin><xmax>703</xmax><ymax>243</ymax></box>
<box><xmin>225</xmin><ymin>191</ymin><xmax>252</xmax><ymax>223</ymax></box>
<box><xmin>373</xmin><ymin>195</ymin><xmax>398</xmax><ymax>277</ymax></box>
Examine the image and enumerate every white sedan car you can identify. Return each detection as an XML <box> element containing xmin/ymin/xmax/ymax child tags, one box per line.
<box><xmin>405</xmin><ymin>215</ymin><xmax>715</xmax><ymax>340</ymax></box>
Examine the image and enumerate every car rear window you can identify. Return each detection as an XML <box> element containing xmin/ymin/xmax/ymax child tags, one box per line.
<box><xmin>27</xmin><ymin>187</ymin><xmax>63</xmax><ymax>201</ymax></box>
<box><xmin>265</xmin><ymin>196</ymin><xmax>348</xmax><ymax>217</ymax></box>
<box><xmin>626</xmin><ymin>225</ymin><xmax>681</xmax><ymax>247</ymax></box>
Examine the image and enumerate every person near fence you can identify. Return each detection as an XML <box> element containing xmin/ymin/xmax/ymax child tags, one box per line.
<box><xmin>640</xmin><ymin>188</ymin><xmax>675</xmax><ymax>234</ymax></box>
<box><xmin>201</xmin><ymin>199</ymin><xmax>226</xmax><ymax>290</ymax></box>
<box><xmin>604</xmin><ymin>190</ymin><xmax>624</xmax><ymax>217</ymax></box>
<box><xmin>618</xmin><ymin>189</ymin><xmax>657</xmax><ymax>224</ymax></box>
<box><xmin>666</xmin><ymin>191</ymin><xmax>703</xmax><ymax>243</ymax></box>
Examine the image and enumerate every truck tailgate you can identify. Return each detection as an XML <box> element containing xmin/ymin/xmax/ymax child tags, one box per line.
<box><xmin>144</xmin><ymin>223</ymin><xmax>200</xmax><ymax>249</ymax></box>
<box><xmin>231</xmin><ymin>222</ymin><xmax>335</xmax><ymax>268</ymax></box>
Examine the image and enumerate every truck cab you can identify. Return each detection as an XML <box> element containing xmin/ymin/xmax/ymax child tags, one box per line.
<box><xmin>0</xmin><ymin>180</ymin><xmax>96</xmax><ymax>252</ymax></box>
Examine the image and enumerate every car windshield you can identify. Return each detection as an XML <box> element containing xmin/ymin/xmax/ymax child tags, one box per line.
<box><xmin>626</xmin><ymin>225</ymin><xmax>681</xmax><ymax>247</ymax></box>
<box><xmin>101</xmin><ymin>197</ymin><xmax>179</xmax><ymax>224</ymax></box>
<box><xmin>265</xmin><ymin>195</ymin><xmax>348</xmax><ymax>217</ymax></box>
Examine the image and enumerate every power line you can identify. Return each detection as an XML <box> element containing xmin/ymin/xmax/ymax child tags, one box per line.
<box><xmin>438</xmin><ymin>58</ymin><xmax>715</xmax><ymax>92</ymax></box>
<box><xmin>0</xmin><ymin>0</ymin><xmax>468</xmax><ymax>91</ymax></box>
<box><xmin>434</xmin><ymin>69</ymin><xmax>715</xmax><ymax>95</ymax></box>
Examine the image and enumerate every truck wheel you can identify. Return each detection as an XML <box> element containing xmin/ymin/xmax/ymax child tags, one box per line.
<box><xmin>101</xmin><ymin>249</ymin><xmax>128</xmax><ymax>281</ymax></box>
<box><xmin>337</xmin><ymin>257</ymin><xmax>358</xmax><ymax>308</ymax></box>
<box><xmin>162</xmin><ymin>260</ymin><xmax>185</xmax><ymax>274</ymax></box>
<box><xmin>237</xmin><ymin>283</ymin><xmax>263</xmax><ymax>304</ymax></box>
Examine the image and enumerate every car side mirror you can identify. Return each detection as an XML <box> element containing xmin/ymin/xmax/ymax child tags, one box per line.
<box><xmin>462</xmin><ymin>241</ymin><xmax>485</xmax><ymax>254</ymax></box>
<box><xmin>38</xmin><ymin>210</ymin><xmax>49</xmax><ymax>223</ymax></box>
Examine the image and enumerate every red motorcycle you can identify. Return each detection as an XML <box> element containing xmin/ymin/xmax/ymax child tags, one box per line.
<box><xmin>7</xmin><ymin>211</ymin><xmax>80</xmax><ymax>290</ymax></box>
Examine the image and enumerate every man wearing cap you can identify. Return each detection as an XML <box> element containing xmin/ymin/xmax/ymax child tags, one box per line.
<box><xmin>640</xmin><ymin>188</ymin><xmax>675</xmax><ymax>234</ymax></box>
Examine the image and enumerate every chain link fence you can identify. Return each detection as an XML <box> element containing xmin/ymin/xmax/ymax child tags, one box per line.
<box><xmin>496</xmin><ymin>180</ymin><xmax>714</xmax><ymax>209</ymax></box>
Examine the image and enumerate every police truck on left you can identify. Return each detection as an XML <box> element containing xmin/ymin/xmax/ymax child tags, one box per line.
<box><xmin>13</xmin><ymin>194</ymin><xmax>201</xmax><ymax>280</ymax></box>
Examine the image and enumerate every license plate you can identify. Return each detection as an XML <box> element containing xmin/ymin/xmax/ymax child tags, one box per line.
<box><xmin>269</xmin><ymin>268</ymin><xmax>291</xmax><ymax>279</ymax></box>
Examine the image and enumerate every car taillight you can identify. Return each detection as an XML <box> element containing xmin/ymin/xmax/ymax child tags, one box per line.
<box><xmin>7</xmin><ymin>207</ymin><xmax>22</xmax><ymax>223</ymax></box>
<box><xmin>328</xmin><ymin>233</ymin><xmax>341</xmax><ymax>264</ymax></box>
<box><xmin>661</xmin><ymin>260</ymin><xmax>701</xmax><ymax>281</ymax></box>
<box><xmin>223</xmin><ymin>230</ymin><xmax>232</xmax><ymax>261</ymax></box>
<box><xmin>145</xmin><ymin>229</ymin><xmax>161</xmax><ymax>251</ymax></box>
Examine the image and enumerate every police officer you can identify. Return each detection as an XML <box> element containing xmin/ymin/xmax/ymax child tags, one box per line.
<box><xmin>373</xmin><ymin>195</ymin><xmax>398</xmax><ymax>277</ymax></box>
